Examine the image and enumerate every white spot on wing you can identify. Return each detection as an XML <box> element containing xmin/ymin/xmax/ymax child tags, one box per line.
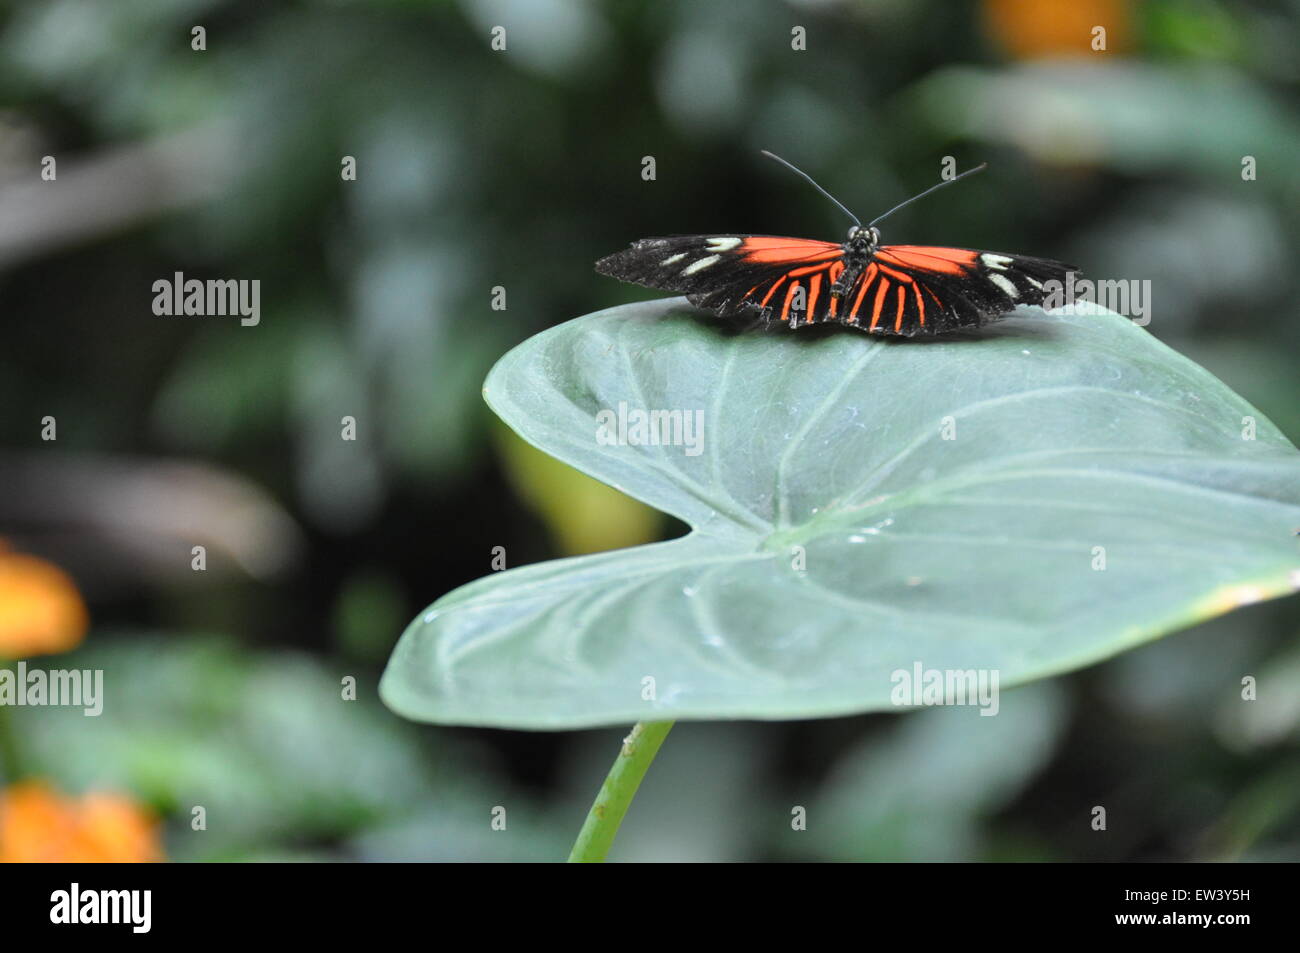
<box><xmin>981</xmin><ymin>254</ymin><xmax>1013</xmax><ymax>270</ymax></box>
<box><xmin>683</xmin><ymin>255</ymin><xmax>720</xmax><ymax>275</ymax></box>
<box><xmin>988</xmin><ymin>273</ymin><xmax>1018</xmax><ymax>299</ymax></box>
<box><xmin>1024</xmin><ymin>275</ymin><xmax>1043</xmax><ymax>290</ymax></box>
<box><xmin>706</xmin><ymin>237</ymin><xmax>742</xmax><ymax>252</ymax></box>
<box><xmin>662</xmin><ymin>253</ymin><xmax>686</xmax><ymax>265</ymax></box>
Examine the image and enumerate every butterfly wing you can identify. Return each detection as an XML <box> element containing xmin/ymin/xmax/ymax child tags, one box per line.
<box><xmin>846</xmin><ymin>246</ymin><xmax>1077</xmax><ymax>336</ymax></box>
<box><xmin>595</xmin><ymin>235</ymin><xmax>847</xmax><ymax>327</ymax></box>
<box><xmin>596</xmin><ymin>237</ymin><xmax>1077</xmax><ymax>336</ymax></box>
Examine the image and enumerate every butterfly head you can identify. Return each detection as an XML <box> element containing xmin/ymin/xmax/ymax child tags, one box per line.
<box><xmin>846</xmin><ymin>224</ymin><xmax>880</xmax><ymax>251</ymax></box>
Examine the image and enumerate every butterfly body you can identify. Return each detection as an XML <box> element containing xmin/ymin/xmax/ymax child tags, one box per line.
<box><xmin>596</xmin><ymin>224</ymin><xmax>1076</xmax><ymax>338</ymax></box>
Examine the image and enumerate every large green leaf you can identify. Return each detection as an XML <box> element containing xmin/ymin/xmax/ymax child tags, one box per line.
<box><xmin>381</xmin><ymin>299</ymin><xmax>1300</xmax><ymax>729</ymax></box>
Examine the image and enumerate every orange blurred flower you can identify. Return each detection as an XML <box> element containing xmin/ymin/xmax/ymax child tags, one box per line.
<box><xmin>0</xmin><ymin>543</ymin><xmax>89</xmax><ymax>659</ymax></box>
<box><xmin>0</xmin><ymin>780</ymin><xmax>163</xmax><ymax>863</ymax></box>
<box><xmin>982</xmin><ymin>0</ymin><xmax>1132</xmax><ymax>60</ymax></box>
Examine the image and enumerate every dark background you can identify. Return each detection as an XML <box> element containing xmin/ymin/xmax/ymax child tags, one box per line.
<box><xmin>0</xmin><ymin>0</ymin><xmax>1297</xmax><ymax>861</ymax></box>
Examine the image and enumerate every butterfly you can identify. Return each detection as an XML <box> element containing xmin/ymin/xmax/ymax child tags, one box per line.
<box><xmin>595</xmin><ymin>152</ymin><xmax>1077</xmax><ymax>338</ymax></box>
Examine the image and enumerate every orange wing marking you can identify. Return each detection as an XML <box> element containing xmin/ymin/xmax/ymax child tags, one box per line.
<box><xmin>788</xmin><ymin>261</ymin><xmax>837</xmax><ymax>278</ymax></box>
<box><xmin>847</xmin><ymin>264</ymin><xmax>877</xmax><ymax>325</ymax></box>
<box><xmin>759</xmin><ymin>276</ymin><xmax>788</xmax><ymax>307</ymax></box>
<box><xmin>920</xmin><ymin>285</ymin><xmax>946</xmax><ymax>320</ymax></box>
<box><xmin>870</xmin><ymin>278</ymin><xmax>891</xmax><ymax>331</ymax></box>
<box><xmin>877</xmin><ymin>246</ymin><xmax>978</xmax><ymax>276</ymax></box>
<box><xmin>805</xmin><ymin>275</ymin><xmax>822</xmax><ymax>324</ymax></box>
<box><xmin>876</xmin><ymin>263</ymin><xmax>915</xmax><ymax>284</ymax></box>
<box><xmin>781</xmin><ymin>281</ymin><xmax>801</xmax><ymax>322</ymax></box>
<box><xmin>740</xmin><ymin>237</ymin><xmax>843</xmax><ymax>264</ymax></box>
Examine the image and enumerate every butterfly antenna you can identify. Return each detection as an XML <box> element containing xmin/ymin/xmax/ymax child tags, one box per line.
<box><xmin>760</xmin><ymin>150</ymin><xmax>862</xmax><ymax>228</ymax></box>
<box><xmin>868</xmin><ymin>163</ymin><xmax>988</xmax><ymax>227</ymax></box>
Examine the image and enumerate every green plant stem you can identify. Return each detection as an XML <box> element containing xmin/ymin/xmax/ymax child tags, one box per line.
<box><xmin>567</xmin><ymin>720</ymin><xmax>674</xmax><ymax>862</ymax></box>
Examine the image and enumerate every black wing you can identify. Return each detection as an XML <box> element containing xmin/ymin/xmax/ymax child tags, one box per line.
<box><xmin>596</xmin><ymin>235</ymin><xmax>849</xmax><ymax>327</ymax></box>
